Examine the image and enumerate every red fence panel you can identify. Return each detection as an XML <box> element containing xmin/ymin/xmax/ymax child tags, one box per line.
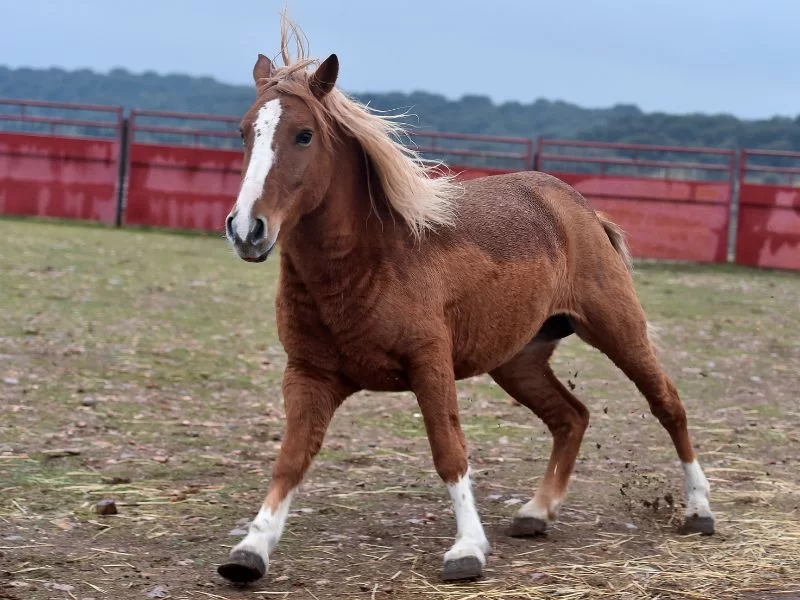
<box><xmin>124</xmin><ymin>110</ymin><xmax>242</xmax><ymax>231</ymax></box>
<box><xmin>411</xmin><ymin>130</ymin><xmax>532</xmax><ymax>173</ymax></box>
<box><xmin>736</xmin><ymin>149</ymin><xmax>800</xmax><ymax>270</ymax></box>
<box><xmin>536</xmin><ymin>139</ymin><xmax>736</xmax><ymax>263</ymax></box>
<box><xmin>0</xmin><ymin>99</ymin><xmax>122</xmax><ymax>223</ymax></box>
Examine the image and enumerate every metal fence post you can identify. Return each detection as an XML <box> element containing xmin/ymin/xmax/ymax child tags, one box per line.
<box><xmin>115</xmin><ymin>116</ymin><xmax>130</xmax><ymax>228</ymax></box>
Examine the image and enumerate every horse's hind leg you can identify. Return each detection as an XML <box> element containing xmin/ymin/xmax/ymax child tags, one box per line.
<box><xmin>490</xmin><ymin>341</ymin><xmax>589</xmax><ymax>536</ymax></box>
<box><xmin>573</xmin><ymin>280</ymin><xmax>715</xmax><ymax>535</ymax></box>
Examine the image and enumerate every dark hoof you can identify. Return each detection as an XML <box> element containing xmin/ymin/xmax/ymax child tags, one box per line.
<box><xmin>442</xmin><ymin>555</ymin><xmax>483</xmax><ymax>581</ymax></box>
<box><xmin>681</xmin><ymin>515</ymin><xmax>715</xmax><ymax>536</ymax></box>
<box><xmin>217</xmin><ymin>550</ymin><xmax>266</xmax><ymax>584</ymax></box>
<box><xmin>508</xmin><ymin>516</ymin><xmax>548</xmax><ymax>537</ymax></box>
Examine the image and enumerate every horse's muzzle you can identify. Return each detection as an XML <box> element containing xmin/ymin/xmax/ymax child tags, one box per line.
<box><xmin>226</xmin><ymin>213</ymin><xmax>275</xmax><ymax>262</ymax></box>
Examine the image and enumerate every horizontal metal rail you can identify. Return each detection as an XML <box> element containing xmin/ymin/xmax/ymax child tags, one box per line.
<box><xmin>538</xmin><ymin>138</ymin><xmax>736</xmax><ymax>157</ymax></box>
<box><xmin>0</xmin><ymin>97</ymin><xmax>123</xmax><ymax>114</ymax></box>
<box><xmin>538</xmin><ymin>153</ymin><xmax>732</xmax><ymax>172</ymax></box>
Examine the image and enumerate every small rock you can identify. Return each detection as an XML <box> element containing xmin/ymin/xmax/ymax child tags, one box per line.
<box><xmin>94</xmin><ymin>499</ymin><xmax>118</xmax><ymax>516</ymax></box>
<box><xmin>82</xmin><ymin>396</ymin><xmax>96</xmax><ymax>407</ymax></box>
<box><xmin>624</xmin><ymin>522</ymin><xmax>638</xmax><ymax>530</ymax></box>
<box><xmin>47</xmin><ymin>583</ymin><xmax>75</xmax><ymax>592</ymax></box>
<box><xmin>274</xmin><ymin>575</ymin><xmax>289</xmax><ymax>582</ymax></box>
<box><xmin>487</xmin><ymin>494</ymin><xmax>503</xmax><ymax>501</ymax></box>
<box><xmin>42</xmin><ymin>448</ymin><xmax>82</xmax><ymax>458</ymax></box>
<box><xmin>102</xmin><ymin>476</ymin><xmax>132</xmax><ymax>485</ymax></box>
<box><xmin>750</xmin><ymin>375</ymin><xmax>762</xmax><ymax>383</ymax></box>
<box><xmin>406</xmin><ymin>518</ymin><xmax>425</xmax><ymax>525</ymax></box>
<box><xmin>3</xmin><ymin>377</ymin><xmax>19</xmax><ymax>385</ymax></box>
<box><xmin>146</xmin><ymin>585</ymin><xmax>170</xmax><ymax>598</ymax></box>
<box><xmin>315</xmin><ymin>580</ymin><xmax>330</xmax><ymax>586</ymax></box>
<box><xmin>503</xmin><ymin>498</ymin><xmax>523</xmax><ymax>506</ymax></box>
<box><xmin>228</xmin><ymin>528</ymin><xmax>248</xmax><ymax>536</ymax></box>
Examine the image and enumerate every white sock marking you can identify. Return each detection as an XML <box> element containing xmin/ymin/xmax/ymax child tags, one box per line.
<box><xmin>682</xmin><ymin>460</ymin><xmax>713</xmax><ymax>518</ymax></box>
<box><xmin>444</xmin><ymin>469</ymin><xmax>489</xmax><ymax>565</ymax></box>
<box><xmin>231</xmin><ymin>490</ymin><xmax>295</xmax><ymax>565</ymax></box>
<box><xmin>232</xmin><ymin>99</ymin><xmax>282</xmax><ymax>240</ymax></box>
<box><xmin>516</xmin><ymin>495</ymin><xmax>560</xmax><ymax>523</ymax></box>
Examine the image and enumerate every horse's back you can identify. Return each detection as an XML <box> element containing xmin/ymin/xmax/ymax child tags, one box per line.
<box><xmin>441</xmin><ymin>170</ymin><xmax>601</xmax><ymax>266</ymax></box>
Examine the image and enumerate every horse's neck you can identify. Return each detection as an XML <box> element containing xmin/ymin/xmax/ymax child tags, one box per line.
<box><xmin>281</xmin><ymin>142</ymin><xmax>395</xmax><ymax>293</ymax></box>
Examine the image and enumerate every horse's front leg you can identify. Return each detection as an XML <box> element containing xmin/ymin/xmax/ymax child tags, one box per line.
<box><xmin>410</xmin><ymin>346</ymin><xmax>490</xmax><ymax>581</ymax></box>
<box><xmin>218</xmin><ymin>363</ymin><xmax>353</xmax><ymax>584</ymax></box>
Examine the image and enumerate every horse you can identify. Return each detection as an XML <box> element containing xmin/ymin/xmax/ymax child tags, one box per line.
<box><xmin>218</xmin><ymin>17</ymin><xmax>715</xmax><ymax>585</ymax></box>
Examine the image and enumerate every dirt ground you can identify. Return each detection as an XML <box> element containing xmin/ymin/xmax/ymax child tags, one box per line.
<box><xmin>1</xmin><ymin>219</ymin><xmax>799</xmax><ymax>600</ymax></box>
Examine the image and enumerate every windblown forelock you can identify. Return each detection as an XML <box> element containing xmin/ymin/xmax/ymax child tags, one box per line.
<box><xmin>256</xmin><ymin>74</ymin><xmax>336</xmax><ymax>153</ymax></box>
<box><xmin>253</xmin><ymin>11</ymin><xmax>461</xmax><ymax>238</ymax></box>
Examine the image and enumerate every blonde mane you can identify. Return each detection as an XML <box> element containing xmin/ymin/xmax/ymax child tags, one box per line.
<box><xmin>259</xmin><ymin>13</ymin><xmax>461</xmax><ymax>238</ymax></box>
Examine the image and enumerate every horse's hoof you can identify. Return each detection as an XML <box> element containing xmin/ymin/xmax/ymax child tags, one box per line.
<box><xmin>217</xmin><ymin>550</ymin><xmax>267</xmax><ymax>584</ymax></box>
<box><xmin>508</xmin><ymin>515</ymin><xmax>548</xmax><ymax>537</ymax></box>
<box><xmin>442</xmin><ymin>555</ymin><xmax>483</xmax><ymax>581</ymax></box>
<box><xmin>680</xmin><ymin>514</ymin><xmax>715</xmax><ymax>536</ymax></box>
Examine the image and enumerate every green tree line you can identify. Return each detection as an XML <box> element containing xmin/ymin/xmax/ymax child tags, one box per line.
<box><xmin>2</xmin><ymin>66</ymin><xmax>799</xmax><ymax>159</ymax></box>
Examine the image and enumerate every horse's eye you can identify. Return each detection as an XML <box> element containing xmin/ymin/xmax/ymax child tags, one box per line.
<box><xmin>295</xmin><ymin>129</ymin><xmax>313</xmax><ymax>146</ymax></box>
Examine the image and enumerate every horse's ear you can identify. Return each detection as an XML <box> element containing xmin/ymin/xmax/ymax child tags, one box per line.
<box><xmin>309</xmin><ymin>54</ymin><xmax>339</xmax><ymax>99</ymax></box>
<box><xmin>253</xmin><ymin>54</ymin><xmax>275</xmax><ymax>84</ymax></box>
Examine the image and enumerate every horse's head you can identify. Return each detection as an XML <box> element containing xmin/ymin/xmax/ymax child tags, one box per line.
<box><xmin>226</xmin><ymin>53</ymin><xmax>339</xmax><ymax>262</ymax></box>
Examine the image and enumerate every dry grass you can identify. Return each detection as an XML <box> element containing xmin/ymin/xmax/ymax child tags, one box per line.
<box><xmin>1</xmin><ymin>218</ymin><xmax>799</xmax><ymax>599</ymax></box>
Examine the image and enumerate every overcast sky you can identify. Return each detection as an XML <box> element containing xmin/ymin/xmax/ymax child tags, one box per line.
<box><xmin>1</xmin><ymin>0</ymin><xmax>797</xmax><ymax>119</ymax></box>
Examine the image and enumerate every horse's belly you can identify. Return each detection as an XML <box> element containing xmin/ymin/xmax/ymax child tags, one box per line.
<box><xmin>339</xmin><ymin>349</ymin><xmax>411</xmax><ymax>392</ymax></box>
<box><xmin>449</xmin><ymin>288</ymin><xmax>551</xmax><ymax>378</ymax></box>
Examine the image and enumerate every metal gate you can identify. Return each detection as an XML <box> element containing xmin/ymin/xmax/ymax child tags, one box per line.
<box><xmin>0</xmin><ymin>98</ymin><xmax>123</xmax><ymax>224</ymax></box>
<box><xmin>735</xmin><ymin>149</ymin><xmax>800</xmax><ymax>270</ymax></box>
<box><xmin>535</xmin><ymin>139</ymin><xmax>736</xmax><ymax>263</ymax></box>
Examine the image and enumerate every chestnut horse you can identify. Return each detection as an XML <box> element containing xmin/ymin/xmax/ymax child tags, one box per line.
<box><xmin>218</xmin><ymin>19</ymin><xmax>715</xmax><ymax>584</ymax></box>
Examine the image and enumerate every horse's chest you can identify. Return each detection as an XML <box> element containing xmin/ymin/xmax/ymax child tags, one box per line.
<box><xmin>328</xmin><ymin>317</ymin><xmax>410</xmax><ymax>392</ymax></box>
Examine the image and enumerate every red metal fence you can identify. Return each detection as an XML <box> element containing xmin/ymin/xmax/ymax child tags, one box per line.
<box><xmin>536</xmin><ymin>139</ymin><xmax>736</xmax><ymax>264</ymax></box>
<box><xmin>735</xmin><ymin>149</ymin><xmax>800</xmax><ymax>270</ymax></box>
<box><xmin>123</xmin><ymin>110</ymin><xmax>241</xmax><ymax>232</ymax></box>
<box><xmin>0</xmin><ymin>98</ymin><xmax>123</xmax><ymax>224</ymax></box>
<box><xmin>409</xmin><ymin>130</ymin><xmax>533</xmax><ymax>179</ymax></box>
<box><xmin>2</xmin><ymin>100</ymin><xmax>800</xmax><ymax>271</ymax></box>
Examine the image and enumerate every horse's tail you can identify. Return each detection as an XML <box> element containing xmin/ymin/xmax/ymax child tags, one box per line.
<box><xmin>597</xmin><ymin>212</ymin><xmax>632</xmax><ymax>272</ymax></box>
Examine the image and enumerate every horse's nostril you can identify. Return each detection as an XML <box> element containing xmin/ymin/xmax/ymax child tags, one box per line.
<box><xmin>225</xmin><ymin>215</ymin><xmax>235</xmax><ymax>239</ymax></box>
<box><xmin>251</xmin><ymin>217</ymin><xmax>266</xmax><ymax>243</ymax></box>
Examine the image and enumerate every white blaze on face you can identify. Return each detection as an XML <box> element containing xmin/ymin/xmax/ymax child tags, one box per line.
<box><xmin>230</xmin><ymin>490</ymin><xmax>295</xmax><ymax>565</ymax></box>
<box><xmin>232</xmin><ymin>99</ymin><xmax>282</xmax><ymax>241</ymax></box>
<box><xmin>444</xmin><ymin>469</ymin><xmax>490</xmax><ymax>565</ymax></box>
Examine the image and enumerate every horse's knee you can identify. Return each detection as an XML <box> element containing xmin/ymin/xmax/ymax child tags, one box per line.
<box><xmin>549</xmin><ymin>403</ymin><xmax>589</xmax><ymax>441</ymax></box>
<box><xmin>648</xmin><ymin>380</ymin><xmax>687</xmax><ymax>429</ymax></box>
<box><xmin>573</xmin><ymin>402</ymin><xmax>590</xmax><ymax>432</ymax></box>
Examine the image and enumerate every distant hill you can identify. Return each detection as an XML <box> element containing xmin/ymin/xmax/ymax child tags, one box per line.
<box><xmin>2</xmin><ymin>65</ymin><xmax>799</xmax><ymax>153</ymax></box>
